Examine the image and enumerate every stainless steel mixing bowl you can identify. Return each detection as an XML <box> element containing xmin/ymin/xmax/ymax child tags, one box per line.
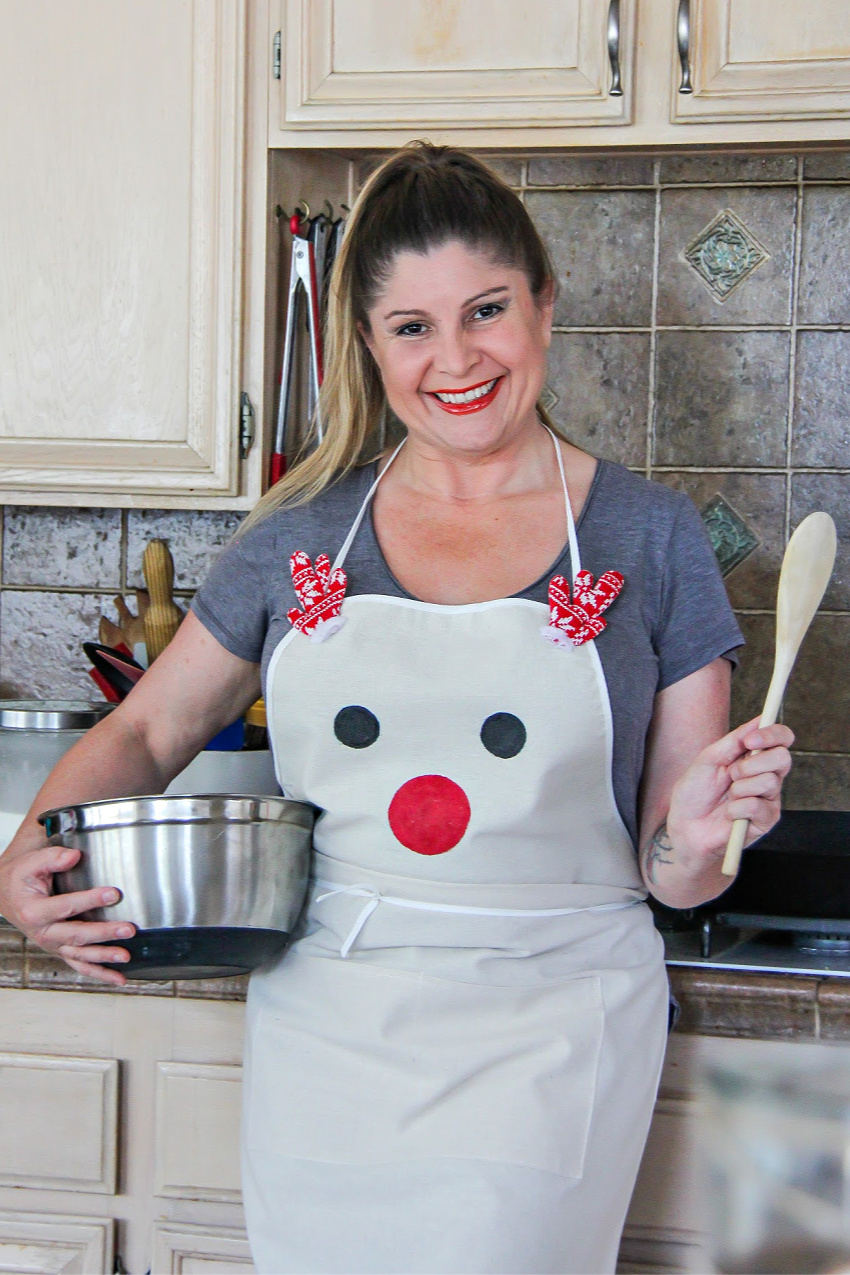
<box><xmin>40</xmin><ymin>794</ymin><xmax>315</xmax><ymax>980</ymax></box>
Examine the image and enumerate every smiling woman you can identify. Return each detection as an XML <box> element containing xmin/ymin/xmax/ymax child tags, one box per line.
<box><xmin>0</xmin><ymin>143</ymin><xmax>794</xmax><ymax>1275</ymax></box>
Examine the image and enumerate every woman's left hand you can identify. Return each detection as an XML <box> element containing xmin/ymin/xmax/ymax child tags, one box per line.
<box><xmin>660</xmin><ymin>717</ymin><xmax>793</xmax><ymax>885</ymax></box>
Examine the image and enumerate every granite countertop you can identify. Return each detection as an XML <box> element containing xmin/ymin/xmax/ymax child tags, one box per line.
<box><xmin>1</xmin><ymin>920</ymin><xmax>849</xmax><ymax>1038</ymax></box>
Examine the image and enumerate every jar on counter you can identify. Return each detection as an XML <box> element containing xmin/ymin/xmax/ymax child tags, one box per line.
<box><xmin>0</xmin><ymin>700</ymin><xmax>113</xmax><ymax>850</ymax></box>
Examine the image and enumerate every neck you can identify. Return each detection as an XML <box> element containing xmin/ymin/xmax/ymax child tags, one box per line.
<box><xmin>388</xmin><ymin>420</ymin><xmax>559</xmax><ymax>504</ymax></box>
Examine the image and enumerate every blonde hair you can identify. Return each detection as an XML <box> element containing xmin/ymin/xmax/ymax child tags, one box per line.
<box><xmin>242</xmin><ymin>143</ymin><xmax>559</xmax><ymax>532</ymax></box>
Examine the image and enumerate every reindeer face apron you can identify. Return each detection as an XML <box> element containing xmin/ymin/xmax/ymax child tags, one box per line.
<box><xmin>242</xmin><ymin>431</ymin><xmax>669</xmax><ymax>1275</ymax></box>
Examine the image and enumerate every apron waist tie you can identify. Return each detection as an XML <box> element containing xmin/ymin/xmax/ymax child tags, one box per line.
<box><xmin>314</xmin><ymin>880</ymin><xmax>642</xmax><ymax>959</ymax></box>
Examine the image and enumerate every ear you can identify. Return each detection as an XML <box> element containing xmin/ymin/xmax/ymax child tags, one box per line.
<box><xmin>357</xmin><ymin>319</ymin><xmax>378</xmax><ymax>359</ymax></box>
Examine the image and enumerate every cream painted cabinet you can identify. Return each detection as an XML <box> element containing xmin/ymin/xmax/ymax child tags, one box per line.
<box><xmin>0</xmin><ymin>0</ymin><xmax>268</xmax><ymax>509</ymax></box>
<box><xmin>275</xmin><ymin>0</ymin><xmax>634</xmax><ymax>132</ymax></box>
<box><xmin>673</xmin><ymin>0</ymin><xmax>850</xmax><ymax>124</ymax></box>
<box><xmin>270</xmin><ymin>0</ymin><xmax>850</xmax><ymax>148</ymax></box>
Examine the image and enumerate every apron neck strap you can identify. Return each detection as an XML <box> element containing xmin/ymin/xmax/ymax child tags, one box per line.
<box><xmin>544</xmin><ymin>425</ymin><xmax>582</xmax><ymax>578</ymax></box>
<box><xmin>331</xmin><ymin>437</ymin><xmax>407</xmax><ymax>573</ymax></box>
<box><xmin>331</xmin><ymin>425</ymin><xmax>581</xmax><ymax>581</ymax></box>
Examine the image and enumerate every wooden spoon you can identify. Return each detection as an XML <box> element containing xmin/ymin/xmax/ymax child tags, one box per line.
<box><xmin>721</xmin><ymin>512</ymin><xmax>837</xmax><ymax>877</ymax></box>
<box><xmin>142</xmin><ymin>540</ymin><xmax>183</xmax><ymax>662</ymax></box>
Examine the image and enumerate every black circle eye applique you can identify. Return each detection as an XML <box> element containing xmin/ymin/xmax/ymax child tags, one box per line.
<box><xmin>334</xmin><ymin>705</ymin><xmax>380</xmax><ymax>749</ymax></box>
<box><xmin>480</xmin><ymin>712</ymin><xmax>526</xmax><ymax>759</ymax></box>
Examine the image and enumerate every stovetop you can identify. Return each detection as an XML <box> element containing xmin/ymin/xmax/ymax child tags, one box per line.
<box><xmin>654</xmin><ymin>811</ymin><xmax>850</xmax><ymax>977</ymax></box>
<box><xmin>662</xmin><ymin>916</ymin><xmax>850</xmax><ymax>978</ymax></box>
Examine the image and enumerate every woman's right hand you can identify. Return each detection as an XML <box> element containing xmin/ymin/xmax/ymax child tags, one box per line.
<box><xmin>0</xmin><ymin>839</ymin><xmax>134</xmax><ymax>987</ymax></box>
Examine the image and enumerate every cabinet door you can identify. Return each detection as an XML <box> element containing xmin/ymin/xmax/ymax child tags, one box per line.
<box><xmin>0</xmin><ymin>0</ymin><xmax>246</xmax><ymax>501</ymax></box>
<box><xmin>673</xmin><ymin>0</ymin><xmax>850</xmax><ymax>122</ymax></box>
<box><xmin>278</xmin><ymin>0</ymin><xmax>634</xmax><ymax>131</ymax></box>
<box><xmin>0</xmin><ymin>1212</ymin><xmax>113</xmax><ymax>1275</ymax></box>
<box><xmin>152</xmin><ymin>1223</ymin><xmax>255</xmax><ymax>1273</ymax></box>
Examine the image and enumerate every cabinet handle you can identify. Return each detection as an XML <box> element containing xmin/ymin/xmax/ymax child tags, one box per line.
<box><xmin>607</xmin><ymin>0</ymin><xmax>622</xmax><ymax>96</ymax></box>
<box><xmin>677</xmin><ymin>0</ymin><xmax>693</xmax><ymax>93</ymax></box>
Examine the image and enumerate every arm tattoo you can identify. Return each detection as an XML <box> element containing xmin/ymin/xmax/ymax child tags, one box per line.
<box><xmin>643</xmin><ymin>821</ymin><xmax>675</xmax><ymax>885</ymax></box>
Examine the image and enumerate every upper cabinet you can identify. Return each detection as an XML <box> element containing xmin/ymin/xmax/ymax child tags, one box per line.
<box><xmin>0</xmin><ymin>0</ymin><xmax>267</xmax><ymax>508</ymax></box>
<box><xmin>269</xmin><ymin>0</ymin><xmax>850</xmax><ymax>147</ymax></box>
<box><xmin>673</xmin><ymin>0</ymin><xmax>850</xmax><ymax>123</ymax></box>
<box><xmin>276</xmin><ymin>0</ymin><xmax>633</xmax><ymax>132</ymax></box>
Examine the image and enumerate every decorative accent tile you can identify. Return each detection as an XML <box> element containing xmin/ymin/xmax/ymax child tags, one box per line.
<box><xmin>700</xmin><ymin>494</ymin><xmax>760</xmax><ymax>577</ymax></box>
<box><xmin>656</xmin><ymin>472</ymin><xmax>785</xmax><ymax>609</ymax></box>
<box><xmin>682</xmin><ymin>209</ymin><xmax>769</xmax><ymax>302</ymax></box>
<box><xmin>657</xmin><ymin>187</ymin><xmax>795</xmax><ymax>325</ymax></box>
<box><xmin>538</xmin><ymin>383</ymin><xmax>560</xmax><ymax>414</ymax></box>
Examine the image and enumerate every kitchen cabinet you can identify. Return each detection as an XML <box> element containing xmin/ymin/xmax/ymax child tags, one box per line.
<box><xmin>0</xmin><ymin>0</ymin><xmax>267</xmax><ymax>509</ymax></box>
<box><xmin>269</xmin><ymin>0</ymin><xmax>850</xmax><ymax>148</ymax></box>
<box><xmin>672</xmin><ymin>0</ymin><xmax>850</xmax><ymax>124</ymax></box>
<box><xmin>3</xmin><ymin>986</ymin><xmax>849</xmax><ymax>1275</ymax></box>
<box><xmin>0</xmin><ymin>990</ymin><xmax>255</xmax><ymax>1275</ymax></box>
<box><xmin>274</xmin><ymin>0</ymin><xmax>634</xmax><ymax>133</ymax></box>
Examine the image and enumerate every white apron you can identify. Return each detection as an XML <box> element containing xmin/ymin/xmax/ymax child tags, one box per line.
<box><xmin>244</xmin><ymin>432</ymin><xmax>669</xmax><ymax>1275</ymax></box>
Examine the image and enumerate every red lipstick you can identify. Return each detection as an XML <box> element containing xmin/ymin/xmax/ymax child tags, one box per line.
<box><xmin>428</xmin><ymin>376</ymin><xmax>504</xmax><ymax>415</ymax></box>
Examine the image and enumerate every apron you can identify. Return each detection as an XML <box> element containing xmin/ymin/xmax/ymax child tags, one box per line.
<box><xmin>243</xmin><ymin>430</ymin><xmax>669</xmax><ymax>1275</ymax></box>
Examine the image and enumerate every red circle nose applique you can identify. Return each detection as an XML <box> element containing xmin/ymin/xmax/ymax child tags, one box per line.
<box><xmin>388</xmin><ymin>775</ymin><xmax>471</xmax><ymax>856</ymax></box>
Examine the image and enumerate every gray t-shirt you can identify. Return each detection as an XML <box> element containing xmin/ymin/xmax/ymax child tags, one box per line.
<box><xmin>192</xmin><ymin>458</ymin><xmax>742</xmax><ymax>847</ymax></box>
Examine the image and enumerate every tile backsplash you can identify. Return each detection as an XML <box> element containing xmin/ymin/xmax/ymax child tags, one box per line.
<box><xmin>1</xmin><ymin>149</ymin><xmax>847</xmax><ymax>809</ymax></box>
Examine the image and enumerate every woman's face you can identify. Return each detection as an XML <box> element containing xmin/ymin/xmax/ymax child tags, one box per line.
<box><xmin>360</xmin><ymin>240</ymin><xmax>553</xmax><ymax>457</ymax></box>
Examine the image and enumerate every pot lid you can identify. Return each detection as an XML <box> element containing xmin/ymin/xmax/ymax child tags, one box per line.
<box><xmin>0</xmin><ymin>700</ymin><xmax>114</xmax><ymax>730</ymax></box>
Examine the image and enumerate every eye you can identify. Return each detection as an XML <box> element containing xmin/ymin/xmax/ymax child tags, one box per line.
<box><xmin>334</xmin><ymin>705</ymin><xmax>380</xmax><ymax>749</ymax></box>
<box><xmin>395</xmin><ymin>321</ymin><xmax>428</xmax><ymax>337</ymax></box>
<box><xmin>480</xmin><ymin>712</ymin><xmax>526</xmax><ymax>759</ymax></box>
<box><xmin>472</xmin><ymin>302</ymin><xmax>504</xmax><ymax>321</ymax></box>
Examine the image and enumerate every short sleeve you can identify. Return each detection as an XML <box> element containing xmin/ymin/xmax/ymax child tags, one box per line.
<box><xmin>654</xmin><ymin>496</ymin><xmax>744</xmax><ymax>691</ymax></box>
<box><xmin>190</xmin><ymin>521</ymin><xmax>274</xmax><ymax>664</ymax></box>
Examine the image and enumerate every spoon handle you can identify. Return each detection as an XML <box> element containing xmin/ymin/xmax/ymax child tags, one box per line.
<box><xmin>720</xmin><ymin>661</ymin><xmax>792</xmax><ymax>876</ymax></box>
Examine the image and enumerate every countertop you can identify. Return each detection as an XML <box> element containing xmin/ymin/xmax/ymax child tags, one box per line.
<box><xmin>2</xmin><ymin>921</ymin><xmax>849</xmax><ymax>1040</ymax></box>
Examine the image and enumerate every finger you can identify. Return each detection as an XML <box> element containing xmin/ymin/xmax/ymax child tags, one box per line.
<box><xmin>58</xmin><ymin>942</ymin><xmax>132</xmax><ymax>966</ymax></box>
<box><xmin>62</xmin><ymin>955</ymin><xmax>128</xmax><ymax>987</ymax></box>
<box><xmin>11</xmin><ymin>844</ymin><xmax>81</xmax><ymax>885</ymax></box>
<box><xmin>45</xmin><ymin>919</ymin><xmax>136</xmax><ymax>949</ymax></box>
<box><xmin>30</xmin><ymin>885</ymin><xmax>125</xmax><ymax>927</ymax></box>
<box><xmin>729</xmin><ymin>772</ymin><xmax>783</xmax><ymax>802</ymax></box>
<box><xmin>725</xmin><ymin>795</ymin><xmax>779</xmax><ymax>825</ymax></box>
<box><xmin>730</xmin><ymin>747</ymin><xmax>793</xmax><ymax>782</ymax></box>
<box><xmin>740</xmin><ymin>723</ymin><xmax>795</xmax><ymax>752</ymax></box>
<box><xmin>699</xmin><ymin>718</ymin><xmax>764</xmax><ymax>768</ymax></box>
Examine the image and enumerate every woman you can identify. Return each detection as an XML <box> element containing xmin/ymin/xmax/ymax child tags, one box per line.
<box><xmin>0</xmin><ymin>145</ymin><xmax>792</xmax><ymax>1275</ymax></box>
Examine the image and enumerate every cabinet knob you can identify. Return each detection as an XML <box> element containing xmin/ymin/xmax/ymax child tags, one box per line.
<box><xmin>607</xmin><ymin>0</ymin><xmax>623</xmax><ymax>97</ymax></box>
<box><xmin>677</xmin><ymin>0</ymin><xmax>693</xmax><ymax>93</ymax></box>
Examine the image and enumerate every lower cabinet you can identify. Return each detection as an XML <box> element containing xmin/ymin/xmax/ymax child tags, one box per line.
<box><xmin>0</xmin><ymin>988</ymin><xmax>838</xmax><ymax>1275</ymax></box>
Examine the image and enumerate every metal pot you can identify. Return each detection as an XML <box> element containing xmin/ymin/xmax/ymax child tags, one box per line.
<box><xmin>40</xmin><ymin>794</ymin><xmax>315</xmax><ymax>980</ymax></box>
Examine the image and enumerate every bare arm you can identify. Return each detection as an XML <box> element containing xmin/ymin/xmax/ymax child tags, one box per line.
<box><xmin>0</xmin><ymin>612</ymin><xmax>260</xmax><ymax>984</ymax></box>
<box><xmin>638</xmin><ymin>657</ymin><xmax>793</xmax><ymax>908</ymax></box>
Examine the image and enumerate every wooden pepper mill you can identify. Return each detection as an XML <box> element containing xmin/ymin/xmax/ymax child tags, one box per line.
<box><xmin>142</xmin><ymin>539</ymin><xmax>183</xmax><ymax>662</ymax></box>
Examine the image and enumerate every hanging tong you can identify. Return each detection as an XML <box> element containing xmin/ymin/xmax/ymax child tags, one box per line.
<box><xmin>270</xmin><ymin>206</ymin><xmax>325</xmax><ymax>486</ymax></box>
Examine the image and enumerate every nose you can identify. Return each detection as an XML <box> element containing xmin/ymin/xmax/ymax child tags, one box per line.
<box><xmin>433</xmin><ymin>325</ymin><xmax>478</xmax><ymax>382</ymax></box>
<box><xmin>388</xmin><ymin>775</ymin><xmax>471</xmax><ymax>856</ymax></box>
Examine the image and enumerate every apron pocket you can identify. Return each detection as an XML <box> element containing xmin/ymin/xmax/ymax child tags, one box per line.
<box><xmin>246</xmin><ymin>952</ymin><xmax>604</xmax><ymax>1178</ymax></box>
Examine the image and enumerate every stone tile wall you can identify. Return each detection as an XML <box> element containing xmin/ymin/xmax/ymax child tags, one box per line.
<box><xmin>1</xmin><ymin>149</ymin><xmax>847</xmax><ymax>809</ymax></box>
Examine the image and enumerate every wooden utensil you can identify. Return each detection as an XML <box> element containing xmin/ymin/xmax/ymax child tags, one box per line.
<box><xmin>722</xmin><ymin>512</ymin><xmax>837</xmax><ymax>877</ymax></box>
<box><xmin>142</xmin><ymin>540</ymin><xmax>183</xmax><ymax>662</ymax></box>
<box><xmin>113</xmin><ymin>593</ymin><xmax>148</xmax><ymax>649</ymax></box>
<box><xmin>99</xmin><ymin>614</ymin><xmax>127</xmax><ymax>650</ymax></box>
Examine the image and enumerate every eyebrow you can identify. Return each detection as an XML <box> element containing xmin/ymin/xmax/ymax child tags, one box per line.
<box><xmin>382</xmin><ymin>285</ymin><xmax>510</xmax><ymax>321</ymax></box>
